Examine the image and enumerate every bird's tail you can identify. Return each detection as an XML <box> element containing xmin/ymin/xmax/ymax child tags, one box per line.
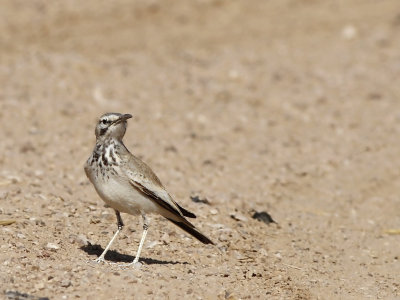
<box><xmin>166</xmin><ymin>217</ymin><xmax>214</xmax><ymax>245</ymax></box>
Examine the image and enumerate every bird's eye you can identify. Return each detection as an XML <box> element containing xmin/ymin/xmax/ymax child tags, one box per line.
<box><xmin>101</xmin><ymin>119</ymin><xmax>107</xmax><ymax>124</ymax></box>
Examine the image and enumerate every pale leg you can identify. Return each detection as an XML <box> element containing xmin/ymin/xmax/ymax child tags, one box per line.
<box><xmin>132</xmin><ymin>212</ymin><xmax>149</xmax><ymax>264</ymax></box>
<box><xmin>95</xmin><ymin>210</ymin><xmax>124</xmax><ymax>263</ymax></box>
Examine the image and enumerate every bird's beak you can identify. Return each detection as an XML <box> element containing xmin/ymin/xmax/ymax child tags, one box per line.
<box><xmin>121</xmin><ymin>114</ymin><xmax>132</xmax><ymax>121</ymax></box>
<box><xmin>114</xmin><ymin>114</ymin><xmax>132</xmax><ymax>124</ymax></box>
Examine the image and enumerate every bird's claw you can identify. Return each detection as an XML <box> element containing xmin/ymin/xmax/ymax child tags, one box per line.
<box><xmin>94</xmin><ymin>256</ymin><xmax>106</xmax><ymax>264</ymax></box>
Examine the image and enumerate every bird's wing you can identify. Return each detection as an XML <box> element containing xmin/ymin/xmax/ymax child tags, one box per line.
<box><xmin>125</xmin><ymin>155</ymin><xmax>213</xmax><ymax>244</ymax></box>
<box><xmin>129</xmin><ymin>171</ymin><xmax>184</xmax><ymax>215</ymax></box>
<box><xmin>125</xmin><ymin>154</ymin><xmax>197</xmax><ymax>218</ymax></box>
<box><xmin>124</xmin><ymin>155</ymin><xmax>185</xmax><ymax>218</ymax></box>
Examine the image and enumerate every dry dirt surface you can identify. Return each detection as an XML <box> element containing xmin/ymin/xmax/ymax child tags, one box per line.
<box><xmin>1</xmin><ymin>0</ymin><xmax>400</xmax><ymax>299</ymax></box>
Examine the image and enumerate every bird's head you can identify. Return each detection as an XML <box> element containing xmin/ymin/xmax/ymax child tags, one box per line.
<box><xmin>95</xmin><ymin>113</ymin><xmax>132</xmax><ymax>141</ymax></box>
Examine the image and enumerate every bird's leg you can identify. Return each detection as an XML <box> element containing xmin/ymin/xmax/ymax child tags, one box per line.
<box><xmin>95</xmin><ymin>210</ymin><xmax>124</xmax><ymax>263</ymax></box>
<box><xmin>131</xmin><ymin>212</ymin><xmax>149</xmax><ymax>264</ymax></box>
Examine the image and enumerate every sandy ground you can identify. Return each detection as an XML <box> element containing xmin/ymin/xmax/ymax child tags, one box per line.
<box><xmin>1</xmin><ymin>0</ymin><xmax>400</xmax><ymax>299</ymax></box>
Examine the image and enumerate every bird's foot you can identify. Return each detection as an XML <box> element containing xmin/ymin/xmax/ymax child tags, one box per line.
<box><xmin>95</xmin><ymin>256</ymin><xmax>105</xmax><ymax>263</ymax></box>
<box><xmin>85</xmin><ymin>256</ymin><xmax>107</xmax><ymax>266</ymax></box>
<box><xmin>117</xmin><ymin>261</ymin><xmax>142</xmax><ymax>269</ymax></box>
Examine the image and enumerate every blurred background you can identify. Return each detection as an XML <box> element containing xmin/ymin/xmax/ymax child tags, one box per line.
<box><xmin>1</xmin><ymin>0</ymin><xmax>399</xmax><ymax>298</ymax></box>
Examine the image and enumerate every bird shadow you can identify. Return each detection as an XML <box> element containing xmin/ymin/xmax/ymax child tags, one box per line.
<box><xmin>80</xmin><ymin>243</ymin><xmax>187</xmax><ymax>265</ymax></box>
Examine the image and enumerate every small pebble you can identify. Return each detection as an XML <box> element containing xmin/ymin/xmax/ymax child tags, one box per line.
<box><xmin>60</xmin><ymin>279</ymin><xmax>71</xmax><ymax>287</ymax></box>
<box><xmin>252</xmin><ymin>211</ymin><xmax>276</xmax><ymax>224</ymax></box>
<box><xmin>190</xmin><ymin>194</ymin><xmax>210</xmax><ymax>205</ymax></box>
<box><xmin>0</xmin><ymin>191</ymin><xmax>8</xmax><ymax>200</ymax></box>
<box><xmin>46</xmin><ymin>243</ymin><xmax>59</xmax><ymax>251</ymax></box>
<box><xmin>210</xmin><ymin>209</ymin><xmax>218</xmax><ymax>215</ymax></box>
<box><xmin>146</xmin><ymin>240</ymin><xmax>160</xmax><ymax>249</ymax></box>
<box><xmin>35</xmin><ymin>282</ymin><xmax>45</xmax><ymax>290</ymax></box>
<box><xmin>161</xmin><ymin>232</ymin><xmax>170</xmax><ymax>244</ymax></box>
<box><xmin>230</xmin><ymin>213</ymin><xmax>248</xmax><ymax>222</ymax></box>
<box><xmin>17</xmin><ymin>233</ymin><xmax>26</xmax><ymax>239</ymax></box>
<box><xmin>75</xmin><ymin>234</ymin><xmax>89</xmax><ymax>246</ymax></box>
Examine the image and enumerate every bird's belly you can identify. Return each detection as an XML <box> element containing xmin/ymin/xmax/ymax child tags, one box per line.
<box><xmin>94</xmin><ymin>177</ymin><xmax>158</xmax><ymax>215</ymax></box>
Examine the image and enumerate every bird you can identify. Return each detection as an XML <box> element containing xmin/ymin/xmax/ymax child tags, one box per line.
<box><xmin>84</xmin><ymin>112</ymin><xmax>213</xmax><ymax>265</ymax></box>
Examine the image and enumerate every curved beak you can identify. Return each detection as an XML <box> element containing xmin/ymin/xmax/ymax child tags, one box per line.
<box><xmin>114</xmin><ymin>114</ymin><xmax>132</xmax><ymax>124</ymax></box>
<box><xmin>121</xmin><ymin>114</ymin><xmax>132</xmax><ymax>120</ymax></box>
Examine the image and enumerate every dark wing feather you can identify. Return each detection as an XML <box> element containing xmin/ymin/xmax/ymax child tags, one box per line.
<box><xmin>176</xmin><ymin>203</ymin><xmax>196</xmax><ymax>218</ymax></box>
<box><xmin>129</xmin><ymin>179</ymin><xmax>185</xmax><ymax>218</ymax></box>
